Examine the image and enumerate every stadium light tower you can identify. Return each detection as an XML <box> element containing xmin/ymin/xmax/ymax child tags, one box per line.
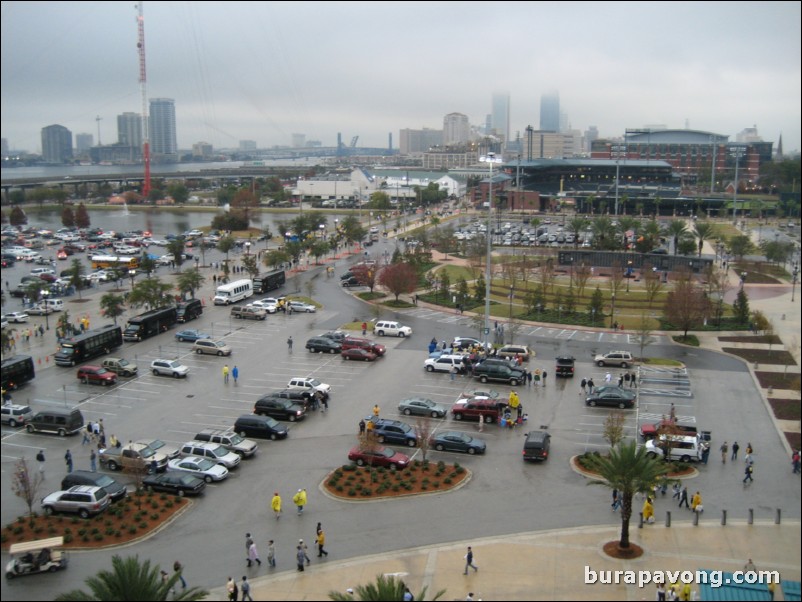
<box><xmin>479</xmin><ymin>152</ymin><xmax>502</xmax><ymax>348</ymax></box>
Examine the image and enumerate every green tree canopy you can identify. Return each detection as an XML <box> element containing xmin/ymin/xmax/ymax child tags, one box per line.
<box><xmin>175</xmin><ymin>269</ymin><xmax>205</xmax><ymax>299</ymax></box>
<box><xmin>127</xmin><ymin>278</ymin><xmax>174</xmax><ymax>309</ymax></box>
<box><xmin>99</xmin><ymin>293</ymin><xmax>126</xmax><ymax>325</ymax></box>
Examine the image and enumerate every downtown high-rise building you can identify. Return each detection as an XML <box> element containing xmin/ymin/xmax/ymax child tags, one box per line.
<box><xmin>75</xmin><ymin>133</ymin><xmax>93</xmax><ymax>153</ymax></box>
<box><xmin>491</xmin><ymin>92</ymin><xmax>510</xmax><ymax>145</ymax></box>
<box><xmin>117</xmin><ymin>112</ymin><xmax>143</xmax><ymax>161</ymax></box>
<box><xmin>149</xmin><ymin>98</ymin><xmax>178</xmax><ymax>162</ymax></box>
<box><xmin>443</xmin><ymin>113</ymin><xmax>470</xmax><ymax>146</ymax></box>
<box><xmin>540</xmin><ymin>91</ymin><xmax>560</xmax><ymax>132</ymax></box>
<box><xmin>41</xmin><ymin>124</ymin><xmax>73</xmax><ymax>163</ymax></box>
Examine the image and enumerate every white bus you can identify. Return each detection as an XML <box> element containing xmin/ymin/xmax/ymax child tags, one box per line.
<box><xmin>213</xmin><ymin>279</ymin><xmax>254</xmax><ymax>305</ymax></box>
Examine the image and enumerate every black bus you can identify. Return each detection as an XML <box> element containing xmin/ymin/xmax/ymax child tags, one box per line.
<box><xmin>123</xmin><ymin>306</ymin><xmax>177</xmax><ymax>342</ymax></box>
<box><xmin>1</xmin><ymin>355</ymin><xmax>35</xmax><ymax>390</ymax></box>
<box><xmin>252</xmin><ymin>269</ymin><xmax>286</xmax><ymax>295</ymax></box>
<box><xmin>54</xmin><ymin>325</ymin><xmax>123</xmax><ymax>367</ymax></box>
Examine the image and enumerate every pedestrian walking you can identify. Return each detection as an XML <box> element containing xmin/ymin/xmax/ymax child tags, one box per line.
<box><xmin>245</xmin><ymin>533</ymin><xmax>254</xmax><ymax>566</ymax></box>
<box><xmin>541</xmin><ymin>370</ymin><xmax>547</xmax><ymax>386</ymax></box>
<box><xmin>731</xmin><ymin>441</ymin><xmax>740</xmax><ymax>461</ymax></box>
<box><xmin>81</xmin><ymin>424</ymin><xmax>91</xmax><ymax>445</ymax></box>
<box><xmin>720</xmin><ymin>441</ymin><xmax>728</xmax><ymax>463</ymax></box>
<box><xmin>746</xmin><ymin>442</ymin><xmax>753</xmax><ymax>455</ymax></box>
<box><xmin>174</xmin><ymin>560</ymin><xmax>187</xmax><ymax>589</ymax></box>
<box><xmin>678</xmin><ymin>486</ymin><xmax>690</xmax><ymax>509</ymax></box>
<box><xmin>743</xmin><ymin>464</ymin><xmax>754</xmax><ymax>484</ymax></box>
<box><xmin>320</xmin><ymin>392</ymin><xmax>329</xmax><ymax>412</ymax></box>
<box><xmin>240</xmin><ymin>576</ymin><xmax>253</xmax><ymax>601</ymax></box>
<box><xmin>65</xmin><ymin>449</ymin><xmax>73</xmax><ymax>473</ymax></box>
<box><xmin>618</xmin><ymin>374</ymin><xmax>624</xmax><ymax>387</ymax></box>
<box><xmin>793</xmin><ymin>449</ymin><xmax>801</xmax><ymax>474</ymax></box>
<box><xmin>587</xmin><ymin>378</ymin><xmax>595</xmax><ymax>394</ymax></box>
<box><xmin>299</xmin><ymin>539</ymin><xmax>311</xmax><ymax>565</ymax></box>
<box><xmin>701</xmin><ymin>443</ymin><xmax>710</xmax><ymax>464</ymax></box>
<box><xmin>630</xmin><ymin>372</ymin><xmax>637</xmax><ymax>388</ymax></box>
<box><xmin>226</xmin><ymin>576</ymin><xmax>238</xmax><ymax>601</ymax></box>
<box><xmin>90</xmin><ymin>448</ymin><xmax>97</xmax><ymax>472</ymax></box>
<box><xmin>36</xmin><ymin>449</ymin><xmax>45</xmax><ymax>476</ymax></box>
<box><xmin>611</xmin><ymin>488</ymin><xmax>621</xmax><ymax>511</ymax></box>
<box><xmin>223</xmin><ymin>364</ymin><xmax>230</xmax><ymax>384</ymax></box>
<box><xmin>669</xmin><ymin>403</ymin><xmax>676</xmax><ymax>422</ymax></box>
<box><xmin>463</xmin><ymin>546</ymin><xmax>478</xmax><ymax>574</ymax></box>
<box><xmin>316</xmin><ymin>523</ymin><xmax>328</xmax><ymax>557</ymax></box>
<box><xmin>526</xmin><ymin>370</ymin><xmax>533</xmax><ymax>386</ymax></box>
<box><xmin>248</xmin><ymin>541</ymin><xmax>262</xmax><ymax>566</ymax></box>
<box><xmin>232</xmin><ymin>365</ymin><xmax>239</xmax><ymax>385</ymax></box>
<box><xmin>267</xmin><ymin>540</ymin><xmax>276</xmax><ymax>567</ymax></box>
<box><xmin>287</xmin><ymin>336</ymin><xmax>293</xmax><ymax>353</ymax></box>
<box><xmin>580</xmin><ymin>378</ymin><xmax>587</xmax><ymax>395</ymax></box>
<box><xmin>358</xmin><ymin>419</ymin><xmax>366</xmax><ymax>435</ymax></box>
<box><xmin>373</xmin><ymin>404</ymin><xmax>380</xmax><ymax>418</ymax></box>
<box><xmin>296</xmin><ymin>546</ymin><xmax>306</xmax><ymax>571</ymax></box>
<box><xmin>672</xmin><ymin>481</ymin><xmax>681</xmax><ymax>499</ymax></box>
<box><xmin>604</xmin><ymin>372</ymin><xmax>612</xmax><ymax>383</ymax></box>
<box><xmin>361</xmin><ymin>322</ymin><xmax>367</xmax><ymax>335</ymax></box>
<box><xmin>293</xmin><ymin>488</ymin><xmax>307</xmax><ymax>514</ymax></box>
<box><xmin>271</xmin><ymin>492</ymin><xmax>282</xmax><ymax>519</ymax></box>
<box><xmin>691</xmin><ymin>491</ymin><xmax>703</xmax><ymax>513</ymax></box>
<box><xmin>624</xmin><ymin>372</ymin><xmax>631</xmax><ymax>387</ymax></box>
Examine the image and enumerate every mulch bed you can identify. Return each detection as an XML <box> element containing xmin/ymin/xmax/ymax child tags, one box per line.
<box><xmin>718</xmin><ymin>335</ymin><xmax>783</xmax><ymax>345</ymax></box>
<box><xmin>721</xmin><ymin>348</ymin><xmax>797</xmax><ymax>366</ymax></box>
<box><xmin>323</xmin><ymin>460</ymin><xmax>469</xmax><ymax>500</ymax></box>
<box><xmin>603</xmin><ymin>540</ymin><xmax>644</xmax><ymax>559</ymax></box>
<box><xmin>1</xmin><ymin>491</ymin><xmax>189</xmax><ymax>550</ymax></box>
<box><xmin>755</xmin><ymin>372</ymin><xmax>802</xmax><ymax>390</ymax></box>
<box><xmin>784</xmin><ymin>432</ymin><xmax>801</xmax><ymax>451</ymax></box>
<box><xmin>768</xmin><ymin>398</ymin><xmax>801</xmax><ymax>421</ymax></box>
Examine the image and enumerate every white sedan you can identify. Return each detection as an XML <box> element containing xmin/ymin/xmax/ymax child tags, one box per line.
<box><xmin>249</xmin><ymin>299</ymin><xmax>278</xmax><ymax>314</ymax></box>
<box><xmin>2</xmin><ymin>312</ymin><xmax>29</xmax><ymax>323</ymax></box>
<box><xmin>287</xmin><ymin>301</ymin><xmax>316</xmax><ymax>313</ymax></box>
<box><xmin>167</xmin><ymin>457</ymin><xmax>228</xmax><ymax>483</ymax></box>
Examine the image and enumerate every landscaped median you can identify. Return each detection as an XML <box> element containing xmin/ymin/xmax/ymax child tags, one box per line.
<box><xmin>322</xmin><ymin>460</ymin><xmax>470</xmax><ymax>500</ymax></box>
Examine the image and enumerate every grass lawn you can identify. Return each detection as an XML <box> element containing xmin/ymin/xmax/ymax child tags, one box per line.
<box><xmin>721</xmin><ymin>348</ymin><xmax>797</xmax><ymax>366</ymax></box>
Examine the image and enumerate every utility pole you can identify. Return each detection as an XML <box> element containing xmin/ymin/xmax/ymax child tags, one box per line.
<box><xmin>95</xmin><ymin>116</ymin><xmax>103</xmax><ymax>145</ymax></box>
<box><xmin>136</xmin><ymin>2</ymin><xmax>151</xmax><ymax>198</ymax></box>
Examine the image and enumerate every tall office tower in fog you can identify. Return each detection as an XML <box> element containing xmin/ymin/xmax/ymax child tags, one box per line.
<box><xmin>75</xmin><ymin>133</ymin><xmax>93</xmax><ymax>153</ymax></box>
<box><xmin>239</xmin><ymin>140</ymin><xmax>257</xmax><ymax>151</ymax></box>
<box><xmin>584</xmin><ymin>126</ymin><xmax>599</xmax><ymax>153</ymax></box>
<box><xmin>443</xmin><ymin>113</ymin><xmax>470</xmax><ymax>146</ymax></box>
<box><xmin>540</xmin><ymin>91</ymin><xmax>560</xmax><ymax>132</ymax></box>
<box><xmin>118</xmin><ymin>113</ymin><xmax>143</xmax><ymax>148</ymax></box>
<box><xmin>291</xmin><ymin>133</ymin><xmax>306</xmax><ymax>148</ymax></box>
<box><xmin>491</xmin><ymin>92</ymin><xmax>510</xmax><ymax>144</ymax></box>
<box><xmin>149</xmin><ymin>98</ymin><xmax>178</xmax><ymax>161</ymax></box>
<box><xmin>41</xmin><ymin>124</ymin><xmax>73</xmax><ymax>163</ymax></box>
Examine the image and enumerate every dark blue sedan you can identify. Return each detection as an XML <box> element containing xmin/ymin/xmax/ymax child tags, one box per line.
<box><xmin>175</xmin><ymin>329</ymin><xmax>210</xmax><ymax>343</ymax></box>
<box><xmin>429</xmin><ymin>431</ymin><xmax>487</xmax><ymax>455</ymax></box>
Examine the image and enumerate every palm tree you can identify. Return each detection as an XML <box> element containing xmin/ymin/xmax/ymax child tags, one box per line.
<box><xmin>176</xmin><ymin>268</ymin><xmax>205</xmax><ymax>299</ymax></box>
<box><xmin>56</xmin><ymin>555</ymin><xmax>208</xmax><ymax>601</ymax></box>
<box><xmin>568</xmin><ymin>216</ymin><xmax>588</xmax><ymax>248</ymax></box>
<box><xmin>586</xmin><ymin>440</ymin><xmax>667</xmax><ymax>550</ymax></box>
<box><xmin>666</xmin><ymin>220</ymin><xmax>688</xmax><ymax>256</ymax></box>
<box><xmin>692</xmin><ymin>221</ymin><xmax>715</xmax><ymax>257</ymax></box>
<box><xmin>328</xmin><ymin>574</ymin><xmax>445</xmax><ymax>601</ymax></box>
<box><xmin>616</xmin><ymin>216</ymin><xmax>639</xmax><ymax>250</ymax></box>
<box><xmin>590</xmin><ymin>216</ymin><xmax>615</xmax><ymax>250</ymax></box>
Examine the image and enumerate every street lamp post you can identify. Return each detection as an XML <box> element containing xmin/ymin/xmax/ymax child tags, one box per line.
<box><xmin>41</xmin><ymin>289</ymin><xmax>50</xmax><ymax>330</ymax></box>
<box><xmin>508</xmin><ymin>286</ymin><xmax>514</xmax><ymax>320</ymax></box>
<box><xmin>591</xmin><ymin>307</ymin><xmax>596</xmax><ymax>327</ymax></box>
<box><xmin>480</xmin><ymin>152</ymin><xmax>503</xmax><ymax>349</ymax></box>
<box><xmin>610</xmin><ymin>293</ymin><xmax>616</xmax><ymax>328</ymax></box>
<box><xmin>792</xmin><ymin>261</ymin><xmax>799</xmax><ymax>303</ymax></box>
<box><xmin>730</xmin><ymin>146</ymin><xmax>746</xmax><ymax>225</ymax></box>
<box><xmin>611</xmin><ymin>144</ymin><xmax>627</xmax><ymax>216</ymax></box>
<box><xmin>129</xmin><ymin>269</ymin><xmax>136</xmax><ymax>290</ymax></box>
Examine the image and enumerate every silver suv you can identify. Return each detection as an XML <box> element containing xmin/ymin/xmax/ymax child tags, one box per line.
<box><xmin>180</xmin><ymin>441</ymin><xmax>241</xmax><ymax>469</ymax></box>
<box><xmin>593</xmin><ymin>351</ymin><xmax>634</xmax><ymax>368</ymax></box>
<box><xmin>41</xmin><ymin>485</ymin><xmax>111</xmax><ymax>518</ymax></box>
<box><xmin>1</xmin><ymin>404</ymin><xmax>33</xmax><ymax>427</ymax></box>
<box><xmin>194</xmin><ymin>429</ymin><xmax>258</xmax><ymax>458</ymax></box>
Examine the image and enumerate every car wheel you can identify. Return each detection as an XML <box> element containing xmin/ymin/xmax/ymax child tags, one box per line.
<box><xmin>78</xmin><ymin>509</ymin><xmax>90</xmax><ymax>519</ymax></box>
<box><xmin>153</xmin><ymin>369</ymin><xmax>159</xmax><ymax>376</ymax></box>
<box><xmin>330</xmin><ymin>348</ymin><xmax>337</xmax><ymax>354</ymax></box>
<box><xmin>8</xmin><ymin>418</ymin><xmax>17</xmax><ymax>427</ymax></box>
<box><xmin>468</xmin><ymin>447</ymin><xmax>476</xmax><ymax>455</ymax></box>
<box><xmin>454</xmin><ymin>413</ymin><xmax>463</xmax><ymax>421</ymax></box>
<box><xmin>102</xmin><ymin>380</ymin><xmax>110</xmax><ymax>386</ymax></box>
<box><xmin>26</xmin><ymin>424</ymin><xmax>34</xmax><ymax>433</ymax></box>
<box><xmin>217</xmin><ymin>351</ymin><xmax>224</xmax><ymax>356</ymax></box>
<box><xmin>621</xmin><ymin>362</ymin><xmax>629</xmax><ymax>369</ymax></box>
<box><xmin>431</xmin><ymin>411</ymin><xmax>440</xmax><ymax>418</ymax></box>
<box><xmin>484</xmin><ymin>415</ymin><xmax>494</xmax><ymax>424</ymax></box>
<box><xmin>480</xmin><ymin>375</ymin><xmax>488</xmax><ymax>383</ymax></box>
<box><xmin>172</xmin><ymin>372</ymin><xmax>180</xmax><ymax>378</ymax></box>
<box><xmin>43</xmin><ymin>506</ymin><xmax>54</xmax><ymax>516</ymax></box>
<box><xmin>108</xmin><ymin>460</ymin><xmax>119</xmax><ymax>471</ymax></box>
<box><xmin>399</xmin><ymin>332</ymin><xmax>406</xmax><ymax>338</ymax></box>
<box><xmin>510</xmin><ymin>379</ymin><xmax>519</xmax><ymax>386</ymax></box>
<box><xmin>406</xmin><ymin>439</ymin><xmax>416</xmax><ymax>448</ymax></box>
<box><xmin>356</xmin><ymin>458</ymin><xmax>365</xmax><ymax>466</ymax></box>
<box><xmin>597</xmin><ymin>360</ymin><xmax>605</xmax><ymax>367</ymax></box>
<box><xmin>681</xmin><ymin>455</ymin><xmax>691</xmax><ymax>463</ymax></box>
<box><xmin>177</xmin><ymin>489</ymin><xmax>185</xmax><ymax>497</ymax></box>
<box><xmin>389</xmin><ymin>463</ymin><xmax>398</xmax><ymax>471</ymax></box>
<box><xmin>377</xmin><ymin>331</ymin><xmax>385</xmax><ymax>336</ymax></box>
<box><xmin>646</xmin><ymin>451</ymin><xmax>658</xmax><ymax>459</ymax></box>
<box><xmin>195</xmin><ymin>349</ymin><xmax>202</xmax><ymax>354</ymax></box>
<box><xmin>289</xmin><ymin>415</ymin><xmax>296</xmax><ymax>422</ymax></box>
<box><xmin>58</xmin><ymin>428</ymin><xmax>67</xmax><ymax>437</ymax></box>
<box><xmin>402</xmin><ymin>408</ymin><xmax>412</xmax><ymax>416</ymax></box>
<box><xmin>204</xmin><ymin>475</ymin><xmax>213</xmax><ymax>483</ymax></box>
<box><xmin>343</xmin><ymin>355</ymin><xmax>349</xmax><ymax>360</ymax></box>
<box><xmin>270</xmin><ymin>433</ymin><xmax>278</xmax><ymax>440</ymax></box>
<box><xmin>435</xmin><ymin>444</ymin><xmax>445</xmax><ymax>452</ymax></box>
<box><xmin>81</xmin><ymin>377</ymin><xmax>89</xmax><ymax>384</ymax></box>
<box><xmin>425</xmin><ymin>365</ymin><xmax>434</xmax><ymax>372</ymax></box>
<box><xmin>589</xmin><ymin>400</ymin><xmax>597</xmax><ymax>407</ymax></box>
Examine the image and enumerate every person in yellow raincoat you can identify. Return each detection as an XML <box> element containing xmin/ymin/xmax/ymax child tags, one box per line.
<box><xmin>691</xmin><ymin>491</ymin><xmax>703</xmax><ymax>512</ymax></box>
<box><xmin>271</xmin><ymin>492</ymin><xmax>282</xmax><ymax>520</ymax></box>
<box><xmin>293</xmin><ymin>488</ymin><xmax>307</xmax><ymax>515</ymax></box>
<box><xmin>642</xmin><ymin>496</ymin><xmax>655</xmax><ymax>523</ymax></box>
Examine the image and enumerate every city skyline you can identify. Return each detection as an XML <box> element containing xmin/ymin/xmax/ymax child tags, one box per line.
<box><xmin>1</xmin><ymin>2</ymin><xmax>800</xmax><ymax>155</ymax></box>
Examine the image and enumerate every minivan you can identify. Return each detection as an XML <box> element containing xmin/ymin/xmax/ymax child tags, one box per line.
<box><xmin>176</xmin><ymin>299</ymin><xmax>203</xmax><ymax>323</ymax></box>
<box><xmin>25</xmin><ymin>408</ymin><xmax>84</xmax><ymax>437</ymax></box>
<box><xmin>522</xmin><ymin>430</ymin><xmax>551</xmax><ymax>462</ymax></box>
<box><xmin>43</xmin><ymin>298</ymin><xmax>64</xmax><ymax>312</ymax></box>
<box><xmin>180</xmin><ymin>441</ymin><xmax>241</xmax><ymax>469</ymax></box>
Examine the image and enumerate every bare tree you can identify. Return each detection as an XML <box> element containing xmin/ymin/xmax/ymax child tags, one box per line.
<box><xmin>664</xmin><ymin>268</ymin><xmax>709</xmax><ymax>338</ymax></box>
<box><xmin>633</xmin><ymin>313</ymin><xmax>654</xmax><ymax>360</ymax></box>
<box><xmin>538</xmin><ymin>261</ymin><xmax>555</xmax><ymax>295</ymax></box>
<box><xmin>11</xmin><ymin>457</ymin><xmax>44</xmax><ymax>527</ymax></box>
<box><xmin>642</xmin><ymin>263</ymin><xmax>663</xmax><ymax>307</ymax></box>
<box><xmin>609</xmin><ymin>260</ymin><xmax>625</xmax><ymax>297</ymax></box>
<box><xmin>574</xmin><ymin>263</ymin><xmax>592</xmax><ymax>298</ymax></box>
<box><xmin>414</xmin><ymin>419</ymin><xmax>433</xmax><ymax>463</ymax></box>
<box><xmin>603</xmin><ymin>412</ymin><xmax>626</xmax><ymax>448</ymax></box>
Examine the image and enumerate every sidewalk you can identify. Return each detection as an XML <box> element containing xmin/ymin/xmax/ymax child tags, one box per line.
<box><xmin>206</xmin><ymin>520</ymin><xmax>800</xmax><ymax>601</ymax></box>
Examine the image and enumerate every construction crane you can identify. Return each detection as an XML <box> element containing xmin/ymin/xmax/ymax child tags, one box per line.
<box><xmin>136</xmin><ymin>2</ymin><xmax>151</xmax><ymax>198</ymax></box>
<box><xmin>350</xmin><ymin>136</ymin><xmax>359</xmax><ymax>148</ymax></box>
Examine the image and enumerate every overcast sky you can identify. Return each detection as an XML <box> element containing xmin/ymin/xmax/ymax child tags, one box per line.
<box><xmin>2</xmin><ymin>1</ymin><xmax>800</xmax><ymax>155</ymax></box>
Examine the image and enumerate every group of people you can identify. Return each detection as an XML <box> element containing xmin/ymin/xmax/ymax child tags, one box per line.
<box><xmin>719</xmin><ymin>441</ymin><xmax>756</xmax><ymax>483</ymax></box>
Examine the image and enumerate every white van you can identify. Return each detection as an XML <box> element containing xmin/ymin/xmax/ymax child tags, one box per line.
<box><xmin>645</xmin><ymin>435</ymin><xmax>704</xmax><ymax>463</ymax></box>
<box><xmin>44</xmin><ymin>299</ymin><xmax>64</xmax><ymax>312</ymax></box>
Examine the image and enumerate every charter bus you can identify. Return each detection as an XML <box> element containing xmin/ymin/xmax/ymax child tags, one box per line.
<box><xmin>54</xmin><ymin>325</ymin><xmax>123</xmax><ymax>367</ymax></box>
<box><xmin>213</xmin><ymin>279</ymin><xmax>254</xmax><ymax>305</ymax></box>
<box><xmin>90</xmin><ymin>255</ymin><xmax>140</xmax><ymax>271</ymax></box>
<box><xmin>1</xmin><ymin>355</ymin><xmax>35</xmax><ymax>390</ymax></box>
<box><xmin>123</xmin><ymin>306</ymin><xmax>177</xmax><ymax>342</ymax></box>
<box><xmin>252</xmin><ymin>269</ymin><xmax>286</xmax><ymax>295</ymax></box>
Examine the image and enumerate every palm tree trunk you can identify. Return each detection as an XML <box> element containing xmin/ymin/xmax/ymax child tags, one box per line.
<box><xmin>620</xmin><ymin>495</ymin><xmax>633</xmax><ymax>548</ymax></box>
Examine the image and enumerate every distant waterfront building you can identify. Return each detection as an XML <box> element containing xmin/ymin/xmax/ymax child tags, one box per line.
<box><xmin>523</xmin><ymin>126</ymin><xmax>575</xmax><ymax>159</ymax></box>
<box><xmin>291</xmin><ymin>134</ymin><xmax>306</xmax><ymax>148</ymax></box>
<box><xmin>539</xmin><ymin>91</ymin><xmax>560</xmax><ymax>132</ymax></box>
<box><xmin>117</xmin><ymin>112</ymin><xmax>143</xmax><ymax>161</ymax></box>
<box><xmin>399</xmin><ymin>128</ymin><xmax>443</xmax><ymax>155</ymax></box>
<box><xmin>75</xmin><ymin>133</ymin><xmax>93</xmax><ymax>153</ymax></box>
<box><xmin>443</xmin><ymin>113</ymin><xmax>470</xmax><ymax>146</ymax></box>
<box><xmin>584</xmin><ymin>126</ymin><xmax>599</xmax><ymax>154</ymax></box>
<box><xmin>41</xmin><ymin>124</ymin><xmax>73</xmax><ymax>164</ymax></box>
<box><xmin>149</xmin><ymin>98</ymin><xmax>178</xmax><ymax>163</ymax></box>
<box><xmin>239</xmin><ymin>140</ymin><xmax>257</xmax><ymax>151</ymax></box>
<box><xmin>0</xmin><ymin>138</ymin><xmax>8</xmax><ymax>157</ymax></box>
<box><xmin>192</xmin><ymin>141</ymin><xmax>214</xmax><ymax>159</ymax></box>
<box><xmin>491</xmin><ymin>92</ymin><xmax>510</xmax><ymax>147</ymax></box>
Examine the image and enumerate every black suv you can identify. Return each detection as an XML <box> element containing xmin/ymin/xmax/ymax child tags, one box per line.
<box><xmin>253</xmin><ymin>396</ymin><xmax>306</xmax><ymax>421</ymax></box>
<box><xmin>472</xmin><ymin>363</ymin><xmax>526</xmax><ymax>386</ymax></box>
<box><xmin>555</xmin><ymin>356</ymin><xmax>576</xmax><ymax>377</ymax></box>
<box><xmin>305</xmin><ymin>337</ymin><xmax>342</xmax><ymax>354</ymax></box>
<box><xmin>61</xmin><ymin>471</ymin><xmax>127</xmax><ymax>503</ymax></box>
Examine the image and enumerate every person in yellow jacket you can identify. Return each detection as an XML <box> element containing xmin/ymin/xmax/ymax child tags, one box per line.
<box><xmin>271</xmin><ymin>492</ymin><xmax>282</xmax><ymax>520</ymax></box>
<box><xmin>642</xmin><ymin>497</ymin><xmax>655</xmax><ymax>523</ymax></box>
<box><xmin>691</xmin><ymin>491</ymin><xmax>703</xmax><ymax>512</ymax></box>
<box><xmin>293</xmin><ymin>488</ymin><xmax>307</xmax><ymax>515</ymax></box>
<box><xmin>316</xmin><ymin>522</ymin><xmax>328</xmax><ymax>557</ymax></box>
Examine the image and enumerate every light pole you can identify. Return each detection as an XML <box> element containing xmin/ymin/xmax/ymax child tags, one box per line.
<box><xmin>626</xmin><ymin>261</ymin><xmax>632</xmax><ymax>293</ymax></box>
<box><xmin>480</xmin><ymin>152</ymin><xmax>503</xmax><ymax>349</ymax></box>
<box><xmin>508</xmin><ymin>286</ymin><xmax>514</xmax><ymax>320</ymax></box>
<box><xmin>41</xmin><ymin>289</ymin><xmax>50</xmax><ymax>330</ymax></box>
<box><xmin>611</xmin><ymin>144</ymin><xmax>626</xmax><ymax>216</ymax></box>
<box><xmin>610</xmin><ymin>293</ymin><xmax>616</xmax><ymax>328</ymax></box>
<box><xmin>319</xmin><ymin>224</ymin><xmax>325</xmax><ymax>239</ymax></box>
<box><xmin>792</xmin><ymin>261</ymin><xmax>799</xmax><ymax>303</ymax></box>
<box><xmin>129</xmin><ymin>269</ymin><xmax>136</xmax><ymax>290</ymax></box>
<box><xmin>591</xmin><ymin>307</ymin><xmax>596</xmax><ymax>327</ymax></box>
<box><xmin>730</xmin><ymin>146</ymin><xmax>746</xmax><ymax>225</ymax></box>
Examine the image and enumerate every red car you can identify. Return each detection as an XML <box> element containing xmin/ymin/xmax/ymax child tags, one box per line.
<box><xmin>347</xmin><ymin>445</ymin><xmax>410</xmax><ymax>470</ymax></box>
<box><xmin>77</xmin><ymin>365</ymin><xmax>118</xmax><ymax>386</ymax></box>
<box><xmin>341</xmin><ymin>348</ymin><xmax>378</xmax><ymax>362</ymax></box>
<box><xmin>340</xmin><ymin>336</ymin><xmax>386</xmax><ymax>356</ymax></box>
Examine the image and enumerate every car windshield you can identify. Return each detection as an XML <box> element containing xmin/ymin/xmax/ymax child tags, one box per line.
<box><xmin>139</xmin><ymin>447</ymin><xmax>155</xmax><ymax>459</ymax></box>
<box><xmin>264</xmin><ymin>417</ymin><xmax>279</xmax><ymax>428</ymax></box>
<box><xmin>211</xmin><ymin>447</ymin><xmax>227</xmax><ymax>458</ymax></box>
<box><xmin>228</xmin><ymin>434</ymin><xmax>243</xmax><ymax>444</ymax></box>
<box><xmin>118</xmin><ymin>359</ymin><xmax>131</xmax><ymax>367</ymax></box>
<box><xmin>308</xmin><ymin>379</ymin><xmax>321</xmax><ymax>386</ymax></box>
<box><xmin>195</xmin><ymin>458</ymin><xmax>215</xmax><ymax>470</ymax></box>
<box><xmin>379</xmin><ymin>448</ymin><xmax>394</xmax><ymax>459</ymax></box>
<box><xmin>168</xmin><ymin>361</ymin><xmax>183</xmax><ymax>369</ymax></box>
<box><xmin>149</xmin><ymin>440</ymin><xmax>165</xmax><ymax>451</ymax></box>
<box><xmin>213</xmin><ymin>341</ymin><xmax>225</xmax><ymax>347</ymax></box>
<box><xmin>95</xmin><ymin>475</ymin><xmax>114</xmax><ymax>487</ymax></box>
